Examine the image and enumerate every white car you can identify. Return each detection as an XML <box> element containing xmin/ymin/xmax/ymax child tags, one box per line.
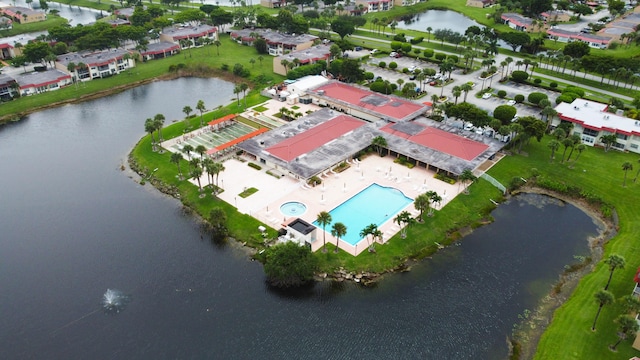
<box><xmin>482</xmin><ymin>93</ymin><xmax>492</xmax><ymax>99</ymax></box>
<box><xmin>408</xmin><ymin>65</ymin><xmax>417</xmax><ymax>72</ymax></box>
<box><xmin>370</xmin><ymin>49</ymin><xmax>379</xmax><ymax>54</ymax></box>
<box><xmin>507</xmin><ymin>100</ymin><xmax>516</xmax><ymax>106</ymax></box>
<box><xmin>389</xmin><ymin>52</ymin><xmax>398</xmax><ymax>58</ymax></box>
<box><xmin>464</xmin><ymin>122</ymin><xmax>474</xmax><ymax>131</ymax></box>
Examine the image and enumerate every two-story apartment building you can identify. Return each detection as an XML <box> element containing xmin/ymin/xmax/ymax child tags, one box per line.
<box><xmin>230</xmin><ymin>29</ymin><xmax>318</xmax><ymax>56</ymax></box>
<box><xmin>355</xmin><ymin>0</ymin><xmax>393</xmax><ymax>12</ymax></box>
<box><xmin>273</xmin><ymin>45</ymin><xmax>331</xmax><ymax>75</ymax></box>
<box><xmin>0</xmin><ymin>6</ymin><xmax>45</xmax><ymax>24</ymax></box>
<box><xmin>14</xmin><ymin>69</ymin><xmax>71</xmax><ymax>96</ymax></box>
<box><xmin>547</xmin><ymin>27</ymin><xmax>610</xmax><ymax>49</ymax></box>
<box><xmin>160</xmin><ymin>24</ymin><xmax>218</xmax><ymax>48</ymax></box>
<box><xmin>56</xmin><ymin>49</ymin><xmax>135</xmax><ymax>81</ymax></box>
<box><xmin>553</xmin><ymin>99</ymin><xmax>640</xmax><ymax>153</ymax></box>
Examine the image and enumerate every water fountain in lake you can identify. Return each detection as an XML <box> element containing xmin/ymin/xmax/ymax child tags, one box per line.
<box><xmin>102</xmin><ymin>289</ymin><xmax>131</xmax><ymax>314</ymax></box>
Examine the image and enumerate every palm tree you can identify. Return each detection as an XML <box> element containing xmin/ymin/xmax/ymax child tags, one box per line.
<box><xmin>414</xmin><ymin>193</ymin><xmax>430</xmax><ymax>222</ymax></box>
<box><xmin>394</xmin><ymin>211</ymin><xmax>411</xmax><ymax>239</ymax></box>
<box><xmin>240</xmin><ymin>83</ymin><xmax>249</xmax><ymax>108</ymax></box>
<box><xmin>592</xmin><ymin>289</ymin><xmax>614</xmax><ymax>331</ymax></box>
<box><xmin>426</xmin><ymin>26</ymin><xmax>432</xmax><ymax>42</ymax></box>
<box><xmin>428</xmin><ymin>191</ymin><xmax>442</xmax><ymax>216</ymax></box>
<box><xmin>183</xmin><ymin>105</ymin><xmax>193</xmax><ymax>119</ymax></box>
<box><xmin>564</xmin><ymin>134</ymin><xmax>582</xmax><ymax>162</ymax></box>
<box><xmin>622</xmin><ymin>162</ymin><xmax>633</xmax><ymax>187</ymax></box>
<box><xmin>202</xmin><ymin>158</ymin><xmax>214</xmax><ymax>189</ymax></box>
<box><xmin>371</xmin><ymin>135</ymin><xmax>387</xmax><ymax>156</ymax></box>
<box><xmin>257</xmin><ymin>55</ymin><xmax>264</xmax><ymax>67</ymax></box>
<box><xmin>316</xmin><ymin>211</ymin><xmax>332</xmax><ymax>253</ymax></box>
<box><xmin>170</xmin><ymin>152</ymin><xmax>184</xmax><ymax>179</ymax></box>
<box><xmin>359</xmin><ymin>223</ymin><xmax>377</xmax><ymax>252</ymax></box>
<box><xmin>233</xmin><ymin>84</ymin><xmax>242</xmax><ymax>106</ymax></box>
<box><xmin>212</xmin><ymin>40</ymin><xmax>221</xmax><ymax>56</ymax></box>
<box><xmin>196</xmin><ymin>100</ymin><xmax>206</xmax><ymax>128</ymax></box>
<box><xmin>452</xmin><ymin>85</ymin><xmax>461</xmax><ymax>104</ymax></box>
<box><xmin>560</xmin><ymin>138</ymin><xmax>574</xmax><ymax>163</ymax></box>
<box><xmin>153</xmin><ymin>114</ymin><xmax>165</xmax><ymax>142</ymax></box>
<box><xmin>195</xmin><ymin>144</ymin><xmax>207</xmax><ymax>160</ymax></box>
<box><xmin>182</xmin><ymin>144</ymin><xmax>194</xmax><ymax>163</ymax></box>
<box><xmin>191</xmin><ymin>166</ymin><xmax>204</xmax><ymax>193</ymax></box>
<box><xmin>330</xmin><ymin>222</ymin><xmax>347</xmax><ymax>253</ymax></box>
<box><xmin>548</xmin><ymin>139</ymin><xmax>560</xmax><ymax>162</ymax></box>
<box><xmin>371</xmin><ymin>228</ymin><xmax>383</xmax><ymax>252</ymax></box>
<box><xmin>460</xmin><ymin>83</ymin><xmax>473</xmax><ymax>102</ymax></box>
<box><xmin>634</xmin><ymin>158</ymin><xmax>640</xmax><ymax>183</ymax></box>
<box><xmin>570</xmin><ymin>144</ymin><xmax>586</xmax><ymax>169</ymax></box>
<box><xmin>609</xmin><ymin>315</ymin><xmax>639</xmax><ymax>351</ymax></box>
<box><xmin>459</xmin><ymin>169</ymin><xmax>477</xmax><ymax>194</ymax></box>
<box><xmin>604</xmin><ymin>254</ymin><xmax>626</xmax><ymax>290</ymax></box>
<box><xmin>144</xmin><ymin>118</ymin><xmax>156</xmax><ymax>150</ymax></box>
<box><xmin>212</xmin><ymin>161</ymin><xmax>225</xmax><ymax>192</ymax></box>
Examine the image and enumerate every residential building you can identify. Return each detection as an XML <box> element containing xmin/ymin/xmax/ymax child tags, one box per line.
<box><xmin>0</xmin><ymin>73</ymin><xmax>16</xmax><ymax>99</ymax></box>
<box><xmin>138</xmin><ymin>41</ymin><xmax>180</xmax><ymax>61</ymax></box>
<box><xmin>547</xmin><ymin>27</ymin><xmax>610</xmax><ymax>48</ymax></box>
<box><xmin>0</xmin><ymin>16</ymin><xmax>12</xmax><ymax>30</ymax></box>
<box><xmin>160</xmin><ymin>24</ymin><xmax>218</xmax><ymax>48</ymax></box>
<box><xmin>0</xmin><ymin>6</ymin><xmax>45</xmax><ymax>24</ymax></box>
<box><xmin>355</xmin><ymin>0</ymin><xmax>393</xmax><ymax>12</ymax></box>
<box><xmin>553</xmin><ymin>99</ymin><xmax>640</xmax><ymax>153</ymax></box>
<box><xmin>56</xmin><ymin>49</ymin><xmax>135</xmax><ymax>81</ymax></box>
<box><xmin>466</xmin><ymin>0</ymin><xmax>495</xmax><ymax>8</ymax></box>
<box><xmin>501</xmin><ymin>13</ymin><xmax>545</xmax><ymax>32</ymax></box>
<box><xmin>230</xmin><ymin>28</ymin><xmax>318</xmax><ymax>56</ymax></box>
<box><xmin>259</xmin><ymin>0</ymin><xmax>288</xmax><ymax>8</ymax></box>
<box><xmin>541</xmin><ymin>10</ymin><xmax>571</xmax><ymax>23</ymax></box>
<box><xmin>273</xmin><ymin>45</ymin><xmax>331</xmax><ymax>76</ymax></box>
<box><xmin>14</xmin><ymin>69</ymin><xmax>71</xmax><ymax>96</ymax></box>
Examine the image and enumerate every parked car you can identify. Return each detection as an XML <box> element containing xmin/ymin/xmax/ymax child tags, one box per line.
<box><xmin>507</xmin><ymin>100</ymin><xmax>516</xmax><ymax>106</ymax></box>
<box><xmin>354</xmin><ymin>46</ymin><xmax>363</xmax><ymax>51</ymax></box>
<box><xmin>482</xmin><ymin>93</ymin><xmax>492</xmax><ymax>99</ymax></box>
<box><xmin>370</xmin><ymin>49</ymin><xmax>379</xmax><ymax>54</ymax></box>
<box><xmin>389</xmin><ymin>52</ymin><xmax>398</xmax><ymax>58</ymax></box>
<box><xmin>408</xmin><ymin>65</ymin><xmax>417</xmax><ymax>72</ymax></box>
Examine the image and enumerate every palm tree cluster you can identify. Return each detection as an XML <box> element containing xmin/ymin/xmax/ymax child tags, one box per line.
<box><xmin>359</xmin><ymin>224</ymin><xmax>382</xmax><ymax>253</ymax></box>
<box><xmin>316</xmin><ymin>211</ymin><xmax>347</xmax><ymax>254</ymax></box>
<box><xmin>413</xmin><ymin>190</ymin><xmax>442</xmax><ymax>222</ymax></box>
<box><xmin>144</xmin><ymin>114</ymin><xmax>166</xmax><ymax>152</ymax></box>
<box><xmin>169</xmin><ymin>144</ymin><xmax>226</xmax><ymax>196</ymax></box>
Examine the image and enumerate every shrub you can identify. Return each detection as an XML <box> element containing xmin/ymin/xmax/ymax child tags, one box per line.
<box><xmin>401</xmin><ymin>43</ymin><xmax>412</xmax><ymax>53</ymax></box>
<box><xmin>423</xmin><ymin>49</ymin><xmax>434</xmax><ymax>58</ymax></box>
<box><xmin>493</xmin><ymin>104</ymin><xmax>517</xmax><ymax>124</ymax></box>
<box><xmin>527</xmin><ymin>92</ymin><xmax>548</xmax><ymax>105</ymax></box>
<box><xmin>563</xmin><ymin>86</ymin><xmax>585</xmax><ymax>97</ymax></box>
<box><xmin>378</xmin><ymin>61</ymin><xmax>386</xmax><ymax>68</ymax></box>
<box><xmin>389</xmin><ymin>62</ymin><xmax>398</xmax><ymax>70</ymax></box>
<box><xmin>435</xmin><ymin>53</ymin><xmax>446</xmax><ymax>61</ymax></box>
<box><xmin>435</xmin><ymin>173</ymin><xmax>456</xmax><ymax>184</ymax></box>
<box><xmin>448</xmin><ymin>55</ymin><xmax>459</xmax><ymax>64</ymax></box>
<box><xmin>410</xmin><ymin>36</ymin><xmax>424</xmax><ymax>44</ymax></box>
<box><xmin>533</xmin><ymin>78</ymin><xmax>542</xmax><ymax>84</ymax></box>
<box><xmin>497</xmin><ymin>90</ymin><xmax>507</xmax><ymax>98</ymax></box>
<box><xmin>511</xmin><ymin>70</ymin><xmax>529</xmax><ymax>83</ymax></box>
<box><xmin>390</xmin><ymin>41</ymin><xmax>403</xmax><ymax>50</ymax></box>
<box><xmin>514</xmin><ymin>94</ymin><xmax>525</xmax><ymax>103</ymax></box>
<box><xmin>248</xmin><ymin>162</ymin><xmax>262</xmax><ymax>170</ymax></box>
<box><xmin>393</xmin><ymin>33</ymin><xmax>407</xmax><ymax>42</ymax></box>
<box><xmin>550</xmin><ymin>82</ymin><xmax>558</xmax><ymax>88</ymax></box>
<box><xmin>263</xmin><ymin>242</ymin><xmax>318</xmax><ymax>288</ymax></box>
<box><xmin>220</xmin><ymin>63</ymin><xmax>229</xmax><ymax>71</ymax></box>
<box><xmin>556</xmin><ymin>94</ymin><xmax>574</xmax><ymax>104</ymax></box>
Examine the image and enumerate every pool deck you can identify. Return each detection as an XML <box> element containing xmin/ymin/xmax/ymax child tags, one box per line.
<box><xmin>195</xmin><ymin>154</ymin><xmax>461</xmax><ymax>256</ymax></box>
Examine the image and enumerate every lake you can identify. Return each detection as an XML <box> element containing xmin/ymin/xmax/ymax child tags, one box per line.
<box><xmin>0</xmin><ymin>77</ymin><xmax>598</xmax><ymax>359</ymax></box>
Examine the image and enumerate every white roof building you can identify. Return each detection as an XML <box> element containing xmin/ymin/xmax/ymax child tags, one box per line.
<box><xmin>554</xmin><ymin>98</ymin><xmax>640</xmax><ymax>153</ymax></box>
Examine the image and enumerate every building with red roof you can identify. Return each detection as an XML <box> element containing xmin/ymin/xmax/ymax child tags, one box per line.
<box><xmin>230</xmin><ymin>28</ymin><xmax>318</xmax><ymax>56</ymax></box>
<box><xmin>56</xmin><ymin>49</ymin><xmax>135</xmax><ymax>81</ymax></box>
<box><xmin>139</xmin><ymin>42</ymin><xmax>181</xmax><ymax>61</ymax></box>
<box><xmin>160</xmin><ymin>24</ymin><xmax>218</xmax><ymax>49</ymax></box>
<box><xmin>0</xmin><ymin>6</ymin><xmax>45</xmax><ymax>24</ymax></box>
<box><xmin>273</xmin><ymin>45</ymin><xmax>331</xmax><ymax>76</ymax></box>
<box><xmin>307</xmin><ymin>81</ymin><xmax>428</xmax><ymax>123</ymax></box>
<box><xmin>14</xmin><ymin>69</ymin><xmax>71</xmax><ymax>96</ymax></box>
<box><xmin>546</xmin><ymin>28</ymin><xmax>610</xmax><ymax>49</ymax></box>
<box><xmin>553</xmin><ymin>98</ymin><xmax>640</xmax><ymax>153</ymax></box>
<box><xmin>501</xmin><ymin>13</ymin><xmax>546</xmax><ymax>32</ymax></box>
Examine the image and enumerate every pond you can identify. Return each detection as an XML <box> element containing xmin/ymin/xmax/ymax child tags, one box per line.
<box><xmin>396</xmin><ymin>9</ymin><xmax>483</xmax><ymax>34</ymax></box>
<box><xmin>0</xmin><ymin>77</ymin><xmax>599</xmax><ymax>359</ymax></box>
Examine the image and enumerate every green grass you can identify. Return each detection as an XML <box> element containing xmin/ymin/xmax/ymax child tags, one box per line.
<box><xmin>487</xmin><ymin>136</ymin><xmax>640</xmax><ymax>359</ymax></box>
<box><xmin>533</xmin><ymin>66</ymin><xmax>639</xmax><ymax>101</ymax></box>
<box><xmin>239</xmin><ymin>187</ymin><xmax>258</xmax><ymax>198</ymax></box>
<box><xmin>0</xmin><ymin>15</ymin><xmax>67</xmax><ymax>37</ymax></box>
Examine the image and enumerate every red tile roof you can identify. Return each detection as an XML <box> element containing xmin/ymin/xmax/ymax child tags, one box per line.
<box><xmin>314</xmin><ymin>82</ymin><xmax>426</xmax><ymax>121</ymax></box>
<box><xmin>266</xmin><ymin>114</ymin><xmax>366</xmax><ymax>162</ymax></box>
<box><xmin>381</xmin><ymin>123</ymin><xmax>488</xmax><ymax>161</ymax></box>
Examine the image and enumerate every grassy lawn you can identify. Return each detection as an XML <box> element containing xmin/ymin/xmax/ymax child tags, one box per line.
<box><xmin>487</xmin><ymin>136</ymin><xmax>640</xmax><ymax>359</ymax></box>
<box><xmin>533</xmin><ymin>67</ymin><xmax>639</xmax><ymax>101</ymax></box>
<box><xmin>0</xmin><ymin>15</ymin><xmax>68</xmax><ymax>37</ymax></box>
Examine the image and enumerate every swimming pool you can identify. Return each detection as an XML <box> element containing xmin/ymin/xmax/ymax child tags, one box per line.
<box><xmin>314</xmin><ymin>183</ymin><xmax>413</xmax><ymax>246</ymax></box>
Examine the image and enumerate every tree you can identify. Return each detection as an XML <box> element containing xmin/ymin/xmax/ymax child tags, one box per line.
<box><xmin>570</xmin><ymin>144</ymin><xmax>587</xmax><ymax>168</ymax></box>
<box><xmin>240</xmin><ymin>83</ymin><xmax>249</xmax><ymax>108</ymax></box>
<box><xmin>493</xmin><ymin>105</ymin><xmax>517</xmax><ymax>125</ymax></box>
<box><xmin>560</xmin><ymin>138</ymin><xmax>574</xmax><ymax>164</ymax></box>
<box><xmin>591</xmin><ymin>289</ymin><xmax>614</xmax><ymax>331</ymax></box>
<box><xmin>563</xmin><ymin>41</ymin><xmax>590</xmax><ymax>59</ymax></box>
<box><xmin>499</xmin><ymin>32</ymin><xmax>531</xmax><ymax>52</ymax></box>
<box><xmin>620</xmin><ymin>294</ymin><xmax>640</xmax><ymax>315</ymax></box>
<box><xmin>264</xmin><ymin>242</ymin><xmax>317</xmax><ymax>288</ymax></box>
<box><xmin>22</xmin><ymin>41</ymin><xmax>52</xmax><ymax>66</ymax></box>
<box><xmin>211</xmin><ymin>161</ymin><xmax>225</xmax><ymax>193</ymax></box>
<box><xmin>191</xmin><ymin>166</ymin><xmax>203</xmax><ymax>192</ymax></box>
<box><xmin>622</xmin><ymin>162</ymin><xmax>633</xmax><ymax>187</ymax></box>
<box><xmin>413</xmin><ymin>193</ymin><xmax>430</xmax><ymax>222</ymax></box>
<box><xmin>605</xmin><ymin>254</ymin><xmax>626</xmax><ymax>290</ymax></box>
<box><xmin>207</xmin><ymin>208</ymin><xmax>228</xmax><ymax>242</ymax></box>
<box><xmin>371</xmin><ymin>135</ymin><xmax>387</xmax><ymax>156</ymax></box>
<box><xmin>359</xmin><ymin>223</ymin><xmax>378</xmax><ymax>252</ymax></box>
<box><xmin>601</xmin><ymin>134</ymin><xmax>619</xmax><ymax>151</ymax></box>
<box><xmin>330</xmin><ymin>222</ymin><xmax>347</xmax><ymax>253</ymax></box>
<box><xmin>548</xmin><ymin>139</ymin><xmax>560</xmax><ymax>162</ymax></box>
<box><xmin>426</xmin><ymin>190</ymin><xmax>441</xmax><ymax>216</ymax></box>
<box><xmin>394</xmin><ymin>211</ymin><xmax>413</xmax><ymax>239</ymax></box>
<box><xmin>459</xmin><ymin>169</ymin><xmax>477</xmax><ymax>194</ymax></box>
<box><xmin>153</xmin><ymin>113</ymin><xmax>165</xmax><ymax>142</ymax></box>
<box><xmin>182</xmin><ymin>144</ymin><xmax>194</xmax><ymax>164</ymax></box>
<box><xmin>426</xmin><ymin>26</ymin><xmax>432</xmax><ymax>42</ymax></box>
<box><xmin>609</xmin><ymin>315</ymin><xmax>639</xmax><ymax>351</ymax></box>
<box><xmin>452</xmin><ymin>85</ymin><xmax>461</xmax><ymax>104</ymax></box>
<box><xmin>170</xmin><ymin>152</ymin><xmax>184</xmax><ymax>179</ymax></box>
<box><xmin>144</xmin><ymin>118</ymin><xmax>156</xmax><ymax>150</ymax></box>
<box><xmin>196</xmin><ymin>100</ymin><xmax>206</xmax><ymax>127</ymax></box>
<box><xmin>316</xmin><ymin>211</ymin><xmax>332</xmax><ymax>253</ymax></box>
<box><xmin>195</xmin><ymin>144</ymin><xmax>207</xmax><ymax>160</ymax></box>
<box><xmin>331</xmin><ymin>16</ymin><xmax>355</xmax><ymax>40</ymax></box>
<box><xmin>460</xmin><ymin>83</ymin><xmax>473</xmax><ymax>103</ymax></box>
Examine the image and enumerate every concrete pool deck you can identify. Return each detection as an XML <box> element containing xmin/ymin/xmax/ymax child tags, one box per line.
<box><xmin>202</xmin><ymin>154</ymin><xmax>461</xmax><ymax>256</ymax></box>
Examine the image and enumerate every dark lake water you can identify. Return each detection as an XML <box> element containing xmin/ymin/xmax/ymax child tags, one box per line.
<box><xmin>0</xmin><ymin>78</ymin><xmax>598</xmax><ymax>359</ymax></box>
<box><xmin>396</xmin><ymin>10</ymin><xmax>482</xmax><ymax>34</ymax></box>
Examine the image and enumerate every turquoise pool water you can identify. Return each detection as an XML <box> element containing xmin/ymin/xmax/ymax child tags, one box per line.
<box><xmin>314</xmin><ymin>183</ymin><xmax>413</xmax><ymax>246</ymax></box>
